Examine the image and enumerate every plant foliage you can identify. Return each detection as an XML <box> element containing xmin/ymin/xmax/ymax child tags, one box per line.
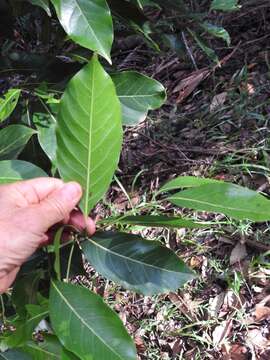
<box><xmin>0</xmin><ymin>0</ymin><xmax>265</xmax><ymax>359</ymax></box>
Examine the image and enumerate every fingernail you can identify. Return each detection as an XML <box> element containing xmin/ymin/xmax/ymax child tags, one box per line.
<box><xmin>62</xmin><ymin>182</ymin><xmax>82</xmax><ymax>201</ymax></box>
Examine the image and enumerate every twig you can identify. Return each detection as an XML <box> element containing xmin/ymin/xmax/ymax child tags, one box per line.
<box><xmin>182</xmin><ymin>31</ymin><xmax>198</xmax><ymax>70</ymax></box>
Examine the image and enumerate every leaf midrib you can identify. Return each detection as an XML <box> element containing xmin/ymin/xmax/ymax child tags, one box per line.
<box><xmin>25</xmin><ymin>310</ymin><xmax>48</xmax><ymax>325</ymax></box>
<box><xmin>84</xmin><ymin>59</ymin><xmax>95</xmax><ymax>216</ymax></box>
<box><xmin>0</xmin><ymin>353</ymin><xmax>11</xmax><ymax>360</ymax></box>
<box><xmin>119</xmin><ymin>94</ymin><xmax>158</xmax><ymax>98</ymax></box>
<box><xmin>0</xmin><ymin>130</ymin><xmax>34</xmax><ymax>156</ymax></box>
<box><xmin>0</xmin><ymin>89</ymin><xmax>20</xmax><ymax>115</ymax></box>
<box><xmin>0</xmin><ymin>354</ymin><xmax>10</xmax><ymax>360</ymax></box>
<box><xmin>52</xmin><ymin>281</ymin><xmax>122</xmax><ymax>360</ymax></box>
<box><xmin>168</xmin><ymin>194</ymin><xmax>263</xmax><ymax>216</ymax></box>
<box><xmin>26</xmin><ymin>342</ymin><xmax>61</xmax><ymax>358</ymax></box>
<box><xmin>72</xmin><ymin>0</ymin><xmax>107</xmax><ymax>56</ymax></box>
<box><xmin>87</xmin><ymin>238</ymin><xmax>185</xmax><ymax>274</ymax></box>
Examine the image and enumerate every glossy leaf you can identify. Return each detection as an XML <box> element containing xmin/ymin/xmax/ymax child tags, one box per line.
<box><xmin>27</xmin><ymin>0</ymin><xmax>51</xmax><ymax>15</ymax></box>
<box><xmin>33</xmin><ymin>113</ymin><xmax>57</xmax><ymax>162</ymax></box>
<box><xmin>0</xmin><ymin>160</ymin><xmax>47</xmax><ymax>184</ymax></box>
<box><xmin>159</xmin><ymin>176</ymin><xmax>220</xmax><ymax>193</ymax></box>
<box><xmin>82</xmin><ymin>232</ymin><xmax>195</xmax><ymax>295</ymax></box>
<box><xmin>210</xmin><ymin>0</ymin><xmax>240</xmax><ymax>11</ymax></box>
<box><xmin>49</xmin><ymin>281</ymin><xmax>137</xmax><ymax>360</ymax></box>
<box><xmin>201</xmin><ymin>22</ymin><xmax>230</xmax><ymax>46</ymax></box>
<box><xmin>168</xmin><ymin>182</ymin><xmax>270</xmax><ymax>222</ymax></box>
<box><xmin>112</xmin><ymin>71</ymin><xmax>166</xmax><ymax>125</ymax></box>
<box><xmin>51</xmin><ymin>0</ymin><xmax>113</xmax><ymax>62</ymax></box>
<box><xmin>22</xmin><ymin>336</ymin><xmax>62</xmax><ymax>359</ymax></box>
<box><xmin>0</xmin><ymin>350</ymin><xmax>32</xmax><ymax>360</ymax></box>
<box><xmin>105</xmin><ymin>215</ymin><xmax>203</xmax><ymax>228</ymax></box>
<box><xmin>0</xmin><ymin>89</ymin><xmax>21</xmax><ymax>122</ymax></box>
<box><xmin>56</xmin><ymin>56</ymin><xmax>122</xmax><ymax>216</ymax></box>
<box><xmin>0</xmin><ymin>125</ymin><xmax>36</xmax><ymax>160</ymax></box>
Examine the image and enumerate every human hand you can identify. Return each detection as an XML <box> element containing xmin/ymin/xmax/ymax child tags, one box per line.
<box><xmin>0</xmin><ymin>178</ymin><xmax>95</xmax><ymax>293</ymax></box>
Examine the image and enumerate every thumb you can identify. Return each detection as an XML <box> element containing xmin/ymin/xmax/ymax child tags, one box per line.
<box><xmin>33</xmin><ymin>182</ymin><xmax>82</xmax><ymax>232</ymax></box>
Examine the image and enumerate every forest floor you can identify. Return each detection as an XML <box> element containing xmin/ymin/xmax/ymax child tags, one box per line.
<box><xmin>1</xmin><ymin>1</ymin><xmax>270</xmax><ymax>359</ymax></box>
<box><xmin>81</xmin><ymin>4</ymin><xmax>270</xmax><ymax>360</ymax></box>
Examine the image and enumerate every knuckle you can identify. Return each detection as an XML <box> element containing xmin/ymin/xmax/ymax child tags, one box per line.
<box><xmin>45</xmin><ymin>198</ymin><xmax>69</xmax><ymax>220</ymax></box>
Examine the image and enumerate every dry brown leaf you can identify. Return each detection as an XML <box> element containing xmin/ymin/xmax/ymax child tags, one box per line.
<box><xmin>229</xmin><ymin>343</ymin><xmax>248</xmax><ymax>360</ymax></box>
<box><xmin>134</xmin><ymin>335</ymin><xmax>146</xmax><ymax>353</ymax></box>
<box><xmin>247</xmin><ymin>298</ymin><xmax>270</xmax><ymax>324</ymax></box>
<box><xmin>250</xmin><ymin>269</ymin><xmax>270</xmax><ymax>287</ymax></box>
<box><xmin>208</xmin><ymin>292</ymin><xmax>226</xmax><ymax>318</ymax></box>
<box><xmin>254</xmin><ymin>305</ymin><xmax>270</xmax><ymax>322</ymax></box>
<box><xmin>118</xmin><ymin>310</ymin><xmax>127</xmax><ymax>325</ymax></box>
<box><xmin>173</xmin><ymin>68</ymin><xmax>210</xmax><ymax>103</ymax></box>
<box><xmin>230</xmin><ymin>242</ymin><xmax>247</xmax><ymax>265</ymax></box>
<box><xmin>168</xmin><ymin>292</ymin><xmax>198</xmax><ymax>321</ymax></box>
<box><xmin>220</xmin><ymin>290</ymin><xmax>242</xmax><ymax>316</ymax></box>
<box><xmin>246</xmin><ymin>328</ymin><xmax>270</xmax><ymax>349</ymax></box>
<box><xmin>190</xmin><ymin>256</ymin><xmax>203</xmax><ymax>269</ymax></box>
<box><xmin>240</xmin><ymin>82</ymin><xmax>255</xmax><ymax>95</ymax></box>
<box><xmin>171</xmin><ymin>339</ymin><xmax>183</xmax><ymax>356</ymax></box>
<box><xmin>130</xmin><ymin>194</ymin><xmax>140</xmax><ymax>207</ymax></box>
<box><xmin>221</xmin><ymin>342</ymin><xmax>248</xmax><ymax>360</ymax></box>
<box><xmin>210</xmin><ymin>92</ymin><xmax>227</xmax><ymax>112</ymax></box>
<box><xmin>212</xmin><ymin>319</ymin><xmax>233</xmax><ymax>347</ymax></box>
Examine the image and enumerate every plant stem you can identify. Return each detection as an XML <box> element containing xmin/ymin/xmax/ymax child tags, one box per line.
<box><xmin>0</xmin><ymin>295</ymin><xmax>6</xmax><ymax>323</ymax></box>
<box><xmin>65</xmin><ymin>242</ymin><xmax>75</xmax><ymax>282</ymax></box>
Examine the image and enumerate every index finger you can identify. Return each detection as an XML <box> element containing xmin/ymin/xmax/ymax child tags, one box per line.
<box><xmin>68</xmin><ymin>210</ymin><xmax>96</xmax><ymax>235</ymax></box>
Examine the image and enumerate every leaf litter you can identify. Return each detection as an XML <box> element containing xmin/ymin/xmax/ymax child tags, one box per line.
<box><xmin>79</xmin><ymin>3</ymin><xmax>270</xmax><ymax>359</ymax></box>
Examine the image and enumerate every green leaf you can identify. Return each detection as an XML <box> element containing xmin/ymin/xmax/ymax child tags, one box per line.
<box><xmin>0</xmin><ymin>160</ymin><xmax>47</xmax><ymax>184</ymax></box>
<box><xmin>0</xmin><ymin>125</ymin><xmax>36</xmax><ymax>160</ymax></box>
<box><xmin>12</xmin><ymin>271</ymin><xmax>43</xmax><ymax>317</ymax></box>
<box><xmin>6</xmin><ymin>304</ymin><xmax>48</xmax><ymax>348</ymax></box>
<box><xmin>49</xmin><ymin>281</ymin><xmax>137</xmax><ymax>360</ymax></box>
<box><xmin>104</xmin><ymin>215</ymin><xmax>203</xmax><ymax>228</ymax></box>
<box><xmin>61</xmin><ymin>348</ymin><xmax>80</xmax><ymax>359</ymax></box>
<box><xmin>33</xmin><ymin>113</ymin><xmax>57</xmax><ymax>163</ymax></box>
<box><xmin>159</xmin><ymin>176</ymin><xmax>220</xmax><ymax>193</ymax></box>
<box><xmin>27</xmin><ymin>0</ymin><xmax>51</xmax><ymax>15</ymax></box>
<box><xmin>201</xmin><ymin>22</ymin><xmax>230</xmax><ymax>46</ymax></box>
<box><xmin>112</xmin><ymin>71</ymin><xmax>166</xmax><ymax>125</ymax></box>
<box><xmin>5</xmin><ymin>305</ymin><xmax>48</xmax><ymax>348</ymax></box>
<box><xmin>0</xmin><ymin>89</ymin><xmax>21</xmax><ymax>123</ymax></box>
<box><xmin>0</xmin><ymin>350</ymin><xmax>32</xmax><ymax>360</ymax></box>
<box><xmin>56</xmin><ymin>56</ymin><xmax>122</xmax><ymax>216</ymax></box>
<box><xmin>168</xmin><ymin>182</ymin><xmax>270</xmax><ymax>222</ymax></box>
<box><xmin>188</xmin><ymin>29</ymin><xmax>218</xmax><ymax>63</ymax></box>
<box><xmin>210</xmin><ymin>0</ymin><xmax>240</xmax><ymax>11</ymax></box>
<box><xmin>82</xmin><ymin>232</ymin><xmax>195</xmax><ymax>295</ymax></box>
<box><xmin>51</xmin><ymin>0</ymin><xmax>113</xmax><ymax>62</ymax></box>
<box><xmin>23</xmin><ymin>335</ymin><xmax>62</xmax><ymax>359</ymax></box>
<box><xmin>59</xmin><ymin>242</ymin><xmax>86</xmax><ymax>279</ymax></box>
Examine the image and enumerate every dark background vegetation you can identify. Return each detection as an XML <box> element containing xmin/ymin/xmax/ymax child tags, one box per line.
<box><xmin>1</xmin><ymin>0</ymin><xmax>270</xmax><ymax>358</ymax></box>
